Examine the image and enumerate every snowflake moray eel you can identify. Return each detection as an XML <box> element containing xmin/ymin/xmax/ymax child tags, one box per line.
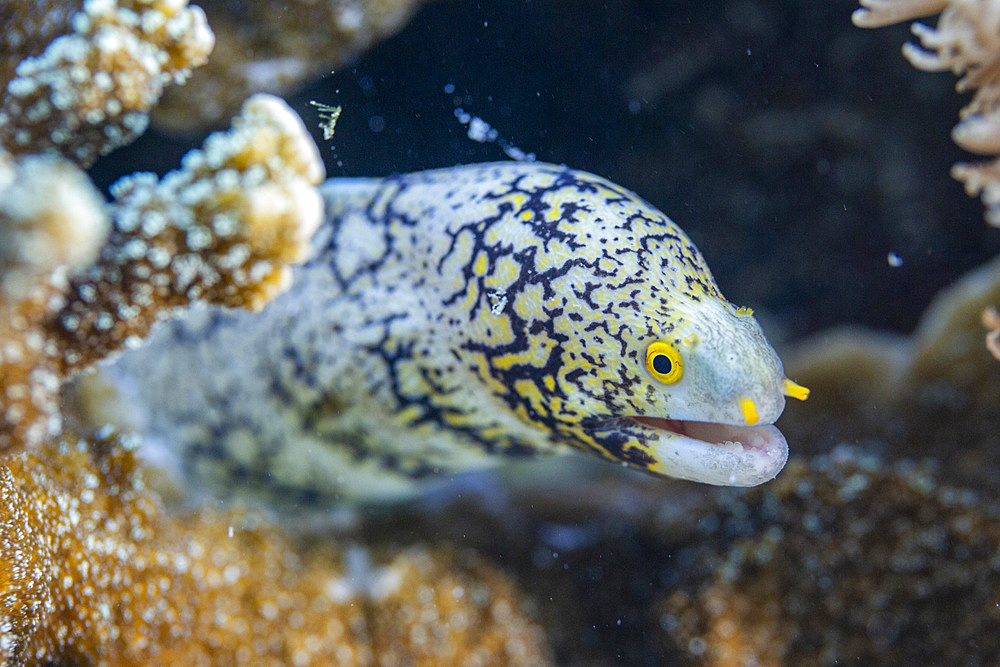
<box><xmin>97</xmin><ymin>162</ymin><xmax>809</xmax><ymax>504</ymax></box>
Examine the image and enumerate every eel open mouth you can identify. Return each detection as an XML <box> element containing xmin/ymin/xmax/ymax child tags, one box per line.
<box><xmin>625</xmin><ymin>416</ymin><xmax>789</xmax><ymax>487</ymax></box>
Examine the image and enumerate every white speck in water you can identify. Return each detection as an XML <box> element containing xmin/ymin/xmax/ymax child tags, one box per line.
<box><xmin>887</xmin><ymin>252</ymin><xmax>903</xmax><ymax>267</ymax></box>
<box><xmin>228</xmin><ymin>525</ymin><xmax>233</xmax><ymax>538</ymax></box>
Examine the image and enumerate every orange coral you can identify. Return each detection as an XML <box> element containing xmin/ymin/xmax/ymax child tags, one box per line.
<box><xmin>0</xmin><ymin>433</ymin><xmax>552</xmax><ymax>665</ymax></box>
<box><xmin>0</xmin><ymin>94</ymin><xmax>324</xmax><ymax>454</ymax></box>
<box><xmin>983</xmin><ymin>304</ymin><xmax>1000</xmax><ymax>360</ymax></box>
<box><xmin>854</xmin><ymin>0</ymin><xmax>1000</xmax><ymax>226</ymax></box>
<box><xmin>0</xmin><ymin>0</ymin><xmax>214</xmax><ymax>166</ymax></box>
<box><xmin>662</xmin><ymin>449</ymin><xmax>1000</xmax><ymax>665</ymax></box>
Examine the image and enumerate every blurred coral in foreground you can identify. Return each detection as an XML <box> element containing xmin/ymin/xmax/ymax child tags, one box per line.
<box><xmin>0</xmin><ymin>0</ymin><xmax>214</xmax><ymax>166</ymax></box>
<box><xmin>0</xmin><ymin>93</ymin><xmax>324</xmax><ymax>453</ymax></box>
<box><xmin>0</xmin><ymin>434</ymin><xmax>550</xmax><ymax>665</ymax></box>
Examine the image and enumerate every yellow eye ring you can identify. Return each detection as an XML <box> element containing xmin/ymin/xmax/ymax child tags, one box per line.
<box><xmin>645</xmin><ymin>341</ymin><xmax>683</xmax><ymax>384</ymax></box>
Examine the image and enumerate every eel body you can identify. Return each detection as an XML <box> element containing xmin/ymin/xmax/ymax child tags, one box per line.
<box><xmin>95</xmin><ymin>162</ymin><xmax>807</xmax><ymax>504</ymax></box>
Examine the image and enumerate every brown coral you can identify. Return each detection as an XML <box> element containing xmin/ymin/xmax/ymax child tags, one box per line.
<box><xmin>0</xmin><ymin>93</ymin><xmax>324</xmax><ymax>454</ymax></box>
<box><xmin>779</xmin><ymin>254</ymin><xmax>1000</xmax><ymax>489</ymax></box>
<box><xmin>152</xmin><ymin>0</ymin><xmax>431</xmax><ymax>133</ymax></box>
<box><xmin>0</xmin><ymin>433</ymin><xmax>552</xmax><ymax>665</ymax></box>
<box><xmin>0</xmin><ymin>0</ymin><xmax>214</xmax><ymax>166</ymax></box>
<box><xmin>661</xmin><ymin>449</ymin><xmax>1000</xmax><ymax>665</ymax></box>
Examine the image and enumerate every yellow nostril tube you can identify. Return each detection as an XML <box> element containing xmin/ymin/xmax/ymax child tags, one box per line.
<box><xmin>738</xmin><ymin>397</ymin><xmax>759</xmax><ymax>425</ymax></box>
<box><xmin>782</xmin><ymin>378</ymin><xmax>810</xmax><ymax>401</ymax></box>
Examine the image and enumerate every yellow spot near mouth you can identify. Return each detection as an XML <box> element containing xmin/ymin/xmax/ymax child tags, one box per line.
<box><xmin>739</xmin><ymin>397</ymin><xmax>759</xmax><ymax>425</ymax></box>
<box><xmin>782</xmin><ymin>378</ymin><xmax>810</xmax><ymax>401</ymax></box>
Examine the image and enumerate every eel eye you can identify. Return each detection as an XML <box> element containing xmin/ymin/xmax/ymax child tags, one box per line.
<box><xmin>645</xmin><ymin>341</ymin><xmax>683</xmax><ymax>384</ymax></box>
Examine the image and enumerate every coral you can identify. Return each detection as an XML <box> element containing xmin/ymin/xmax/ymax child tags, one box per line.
<box><xmin>0</xmin><ymin>0</ymin><xmax>214</xmax><ymax>167</ymax></box>
<box><xmin>660</xmin><ymin>448</ymin><xmax>1000</xmax><ymax>665</ymax></box>
<box><xmin>984</xmin><ymin>304</ymin><xmax>1000</xmax><ymax>359</ymax></box>
<box><xmin>778</xmin><ymin>254</ymin><xmax>1000</xmax><ymax>489</ymax></box>
<box><xmin>854</xmin><ymin>0</ymin><xmax>1000</xmax><ymax>225</ymax></box>
<box><xmin>0</xmin><ymin>433</ymin><xmax>552</xmax><ymax>665</ymax></box>
<box><xmin>0</xmin><ymin>93</ymin><xmax>324</xmax><ymax>453</ymax></box>
<box><xmin>152</xmin><ymin>0</ymin><xmax>431</xmax><ymax>133</ymax></box>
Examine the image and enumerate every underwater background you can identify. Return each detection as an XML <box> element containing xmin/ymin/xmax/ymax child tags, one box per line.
<box><xmin>5</xmin><ymin>0</ymin><xmax>1000</xmax><ymax>664</ymax></box>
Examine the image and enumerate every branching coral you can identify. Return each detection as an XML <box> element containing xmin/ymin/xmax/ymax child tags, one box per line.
<box><xmin>854</xmin><ymin>0</ymin><xmax>1000</xmax><ymax>224</ymax></box>
<box><xmin>0</xmin><ymin>433</ymin><xmax>552</xmax><ymax>665</ymax></box>
<box><xmin>152</xmin><ymin>0</ymin><xmax>432</xmax><ymax>133</ymax></box>
<box><xmin>0</xmin><ymin>0</ymin><xmax>214</xmax><ymax>166</ymax></box>
<box><xmin>0</xmin><ymin>93</ymin><xmax>323</xmax><ymax>453</ymax></box>
<box><xmin>984</xmin><ymin>304</ymin><xmax>1000</xmax><ymax>359</ymax></box>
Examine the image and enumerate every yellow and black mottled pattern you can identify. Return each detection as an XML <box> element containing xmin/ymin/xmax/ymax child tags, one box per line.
<box><xmin>100</xmin><ymin>162</ymin><xmax>787</xmax><ymax>504</ymax></box>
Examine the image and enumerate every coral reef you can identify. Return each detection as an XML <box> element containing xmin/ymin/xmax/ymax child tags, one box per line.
<box><xmin>660</xmin><ymin>448</ymin><xmax>1000</xmax><ymax>665</ymax></box>
<box><xmin>0</xmin><ymin>0</ymin><xmax>214</xmax><ymax>167</ymax></box>
<box><xmin>0</xmin><ymin>93</ymin><xmax>324</xmax><ymax>454</ymax></box>
<box><xmin>0</xmin><ymin>7</ymin><xmax>554</xmax><ymax>662</ymax></box>
<box><xmin>152</xmin><ymin>0</ymin><xmax>432</xmax><ymax>133</ymax></box>
<box><xmin>779</xmin><ymin>254</ymin><xmax>1000</xmax><ymax>489</ymax></box>
<box><xmin>0</xmin><ymin>433</ymin><xmax>551</xmax><ymax>665</ymax></box>
<box><xmin>984</xmin><ymin>304</ymin><xmax>1000</xmax><ymax>359</ymax></box>
<box><xmin>854</xmin><ymin>0</ymin><xmax>1000</xmax><ymax>226</ymax></box>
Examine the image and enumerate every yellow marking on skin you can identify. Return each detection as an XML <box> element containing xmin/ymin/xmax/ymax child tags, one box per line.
<box><xmin>484</xmin><ymin>255</ymin><xmax>521</xmax><ymax>290</ymax></box>
<box><xmin>735</xmin><ymin>306</ymin><xmax>754</xmax><ymax>317</ymax></box>
<box><xmin>474</xmin><ymin>313</ymin><xmax>515</xmax><ymax>345</ymax></box>
<box><xmin>782</xmin><ymin>378</ymin><xmax>810</xmax><ymax>401</ymax></box>
<box><xmin>439</xmin><ymin>229</ymin><xmax>476</xmax><ymax>279</ymax></box>
<box><xmin>473</xmin><ymin>252</ymin><xmax>489</xmax><ymax>276</ymax></box>
<box><xmin>397</xmin><ymin>405</ymin><xmax>424</xmax><ymax>424</ymax></box>
<box><xmin>493</xmin><ymin>334</ymin><xmax>556</xmax><ymax>371</ymax></box>
<box><xmin>739</xmin><ymin>397</ymin><xmax>759</xmax><ymax>425</ymax></box>
<box><xmin>512</xmin><ymin>283</ymin><xmax>546</xmax><ymax>320</ymax></box>
<box><xmin>456</xmin><ymin>279</ymin><xmax>480</xmax><ymax>316</ymax></box>
<box><xmin>543</xmin><ymin>375</ymin><xmax>556</xmax><ymax>391</ymax></box>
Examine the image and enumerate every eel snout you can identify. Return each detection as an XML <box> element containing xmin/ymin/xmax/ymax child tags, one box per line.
<box><xmin>626</xmin><ymin>416</ymin><xmax>789</xmax><ymax>487</ymax></box>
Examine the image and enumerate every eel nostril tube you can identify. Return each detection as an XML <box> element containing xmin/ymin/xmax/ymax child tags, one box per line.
<box><xmin>782</xmin><ymin>378</ymin><xmax>810</xmax><ymax>401</ymax></box>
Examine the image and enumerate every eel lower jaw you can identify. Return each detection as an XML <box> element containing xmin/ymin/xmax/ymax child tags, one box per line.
<box><xmin>625</xmin><ymin>416</ymin><xmax>788</xmax><ymax>487</ymax></box>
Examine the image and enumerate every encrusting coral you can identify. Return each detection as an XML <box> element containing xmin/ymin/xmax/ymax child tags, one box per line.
<box><xmin>777</xmin><ymin>254</ymin><xmax>1000</xmax><ymax>489</ymax></box>
<box><xmin>0</xmin><ymin>0</ymin><xmax>214</xmax><ymax>167</ymax></box>
<box><xmin>152</xmin><ymin>0</ymin><xmax>432</xmax><ymax>133</ymax></box>
<box><xmin>0</xmin><ymin>93</ymin><xmax>551</xmax><ymax>667</ymax></box>
<box><xmin>660</xmin><ymin>448</ymin><xmax>1000</xmax><ymax>665</ymax></box>
<box><xmin>0</xmin><ymin>93</ymin><xmax>324</xmax><ymax>454</ymax></box>
<box><xmin>0</xmin><ymin>433</ymin><xmax>551</xmax><ymax>665</ymax></box>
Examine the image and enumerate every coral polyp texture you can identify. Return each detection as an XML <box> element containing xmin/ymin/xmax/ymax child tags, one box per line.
<box><xmin>153</xmin><ymin>0</ymin><xmax>432</xmax><ymax>132</ymax></box>
<box><xmin>0</xmin><ymin>434</ymin><xmax>551</xmax><ymax>665</ymax></box>
<box><xmin>779</xmin><ymin>255</ymin><xmax>1000</xmax><ymax>489</ymax></box>
<box><xmin>854</xmin><ymin>0</ymin><xmax>1000</xmax><ymax>226</ymax></box>
<box><xmin>0</xmin><ymin>0</ymin><xmax>214</xmax><ymax>167</ymax></box>
<box><xmin>658</xmin><ymin>449</ymin><xmax>1000</xmax><ymax>665</ymax></box>
<box><xmin>0</xmin><ymin>93</ymin><xmax>324</xmax><ymax>453</ymax></box>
